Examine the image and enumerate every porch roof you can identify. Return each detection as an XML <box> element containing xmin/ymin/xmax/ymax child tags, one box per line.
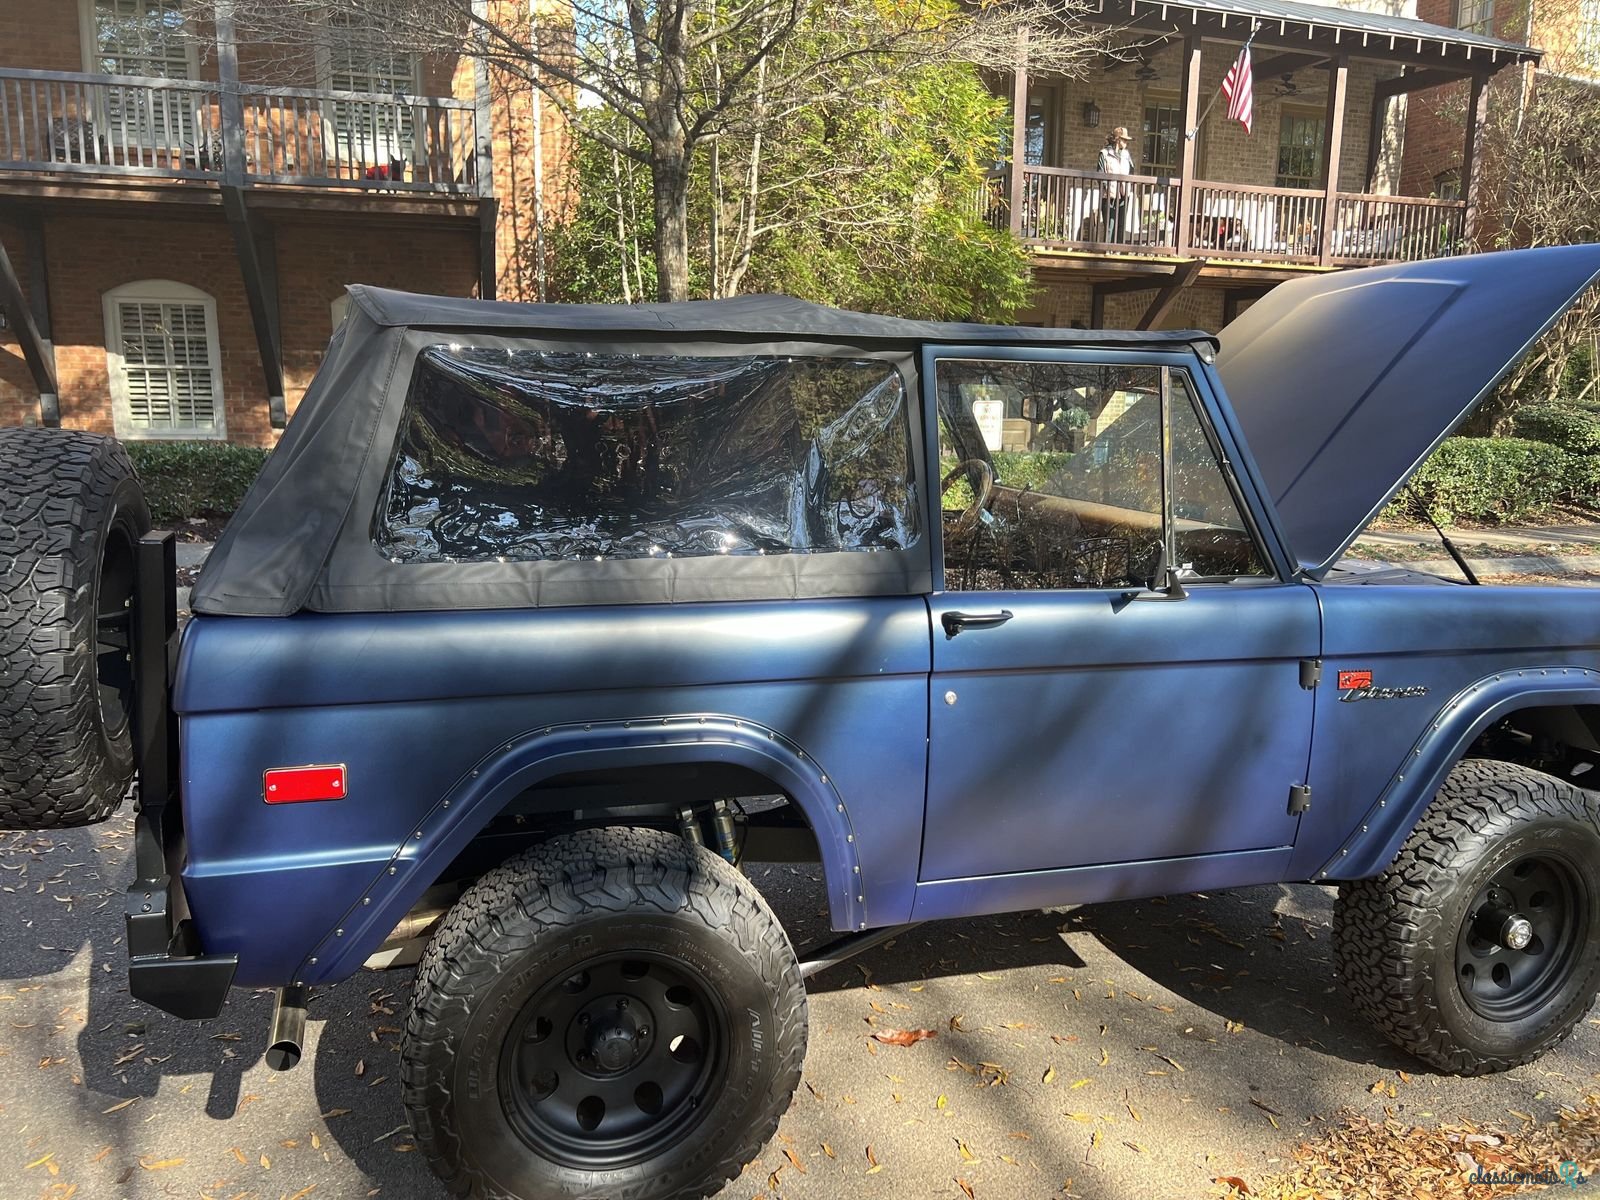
<box><xmin>1095</xmin><ymin>0</ymin><xmax>1541</xmax><ymax>71</ymax></box>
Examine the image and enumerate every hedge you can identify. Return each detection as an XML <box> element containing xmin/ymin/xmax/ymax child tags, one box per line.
<box><xmin>1510</xmin><ymin>404</ymin><xmax>1600</xmax><ymax>455</ymax></box>
<box><xmin>124</xmin><ymin>441</ymin><xmax>269</xmax><ymax>525</ymax></box>
<box><xmin>1396</xmin><ymin>437</ymin><xmax>1584</xmax><ymax>526</ymax></box>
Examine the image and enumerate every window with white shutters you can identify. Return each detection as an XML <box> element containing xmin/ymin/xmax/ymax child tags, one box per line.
<box><xmin>104</xmin><ymin>282</ymin><xmax>224</xmax><ymax>439</ymax></box>
<box><xmin>88</xmin><ymin>0</ymin><xmax>199</xmax><ymax>158</ymax></box>
<box><xmin>323</xmin><ymin>14</ymin><xmax>418</xmax><ymax>173</ymax></box>
<box><xmin>91</xmin><ymin>0</ymin><xmax>191</xmax><ymax>77</ymax></box>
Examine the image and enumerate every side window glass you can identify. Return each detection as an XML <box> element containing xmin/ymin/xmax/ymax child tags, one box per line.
<box><xmin>1169</xmin><ymin>375</ymin><xmax>1271</xmax><ymax>579</ymax></box>
<box><xmin>936</xmin><ymin>360</ymin><xmax>1269</xmax><ymax>591</ymax></box>
<box><xmin>938</xmin><ymin>360</ymin><xmax>1164</xmax><ymax>591</ymax></box>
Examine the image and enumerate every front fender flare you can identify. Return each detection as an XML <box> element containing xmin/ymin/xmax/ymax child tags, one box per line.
<box><xmin>1319</xmin><ymin>666</ymin><xmax>1600</xmax><ymax>880</ymax></box>
<box><xmin>295</xmin><ymin>715</ymin><xmax>863</xmax><ymax>984</ymax></box>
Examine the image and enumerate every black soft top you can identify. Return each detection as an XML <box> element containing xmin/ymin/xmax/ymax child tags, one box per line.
<box><xmin>349</xmin><ymin>286</ymin><xmax>1216</xmax><ymax>348</ymax></box>
<box><xmin>189</xmin><ymin>287</ymin><xmax>1212</xmax><ymax>617</ymax></box>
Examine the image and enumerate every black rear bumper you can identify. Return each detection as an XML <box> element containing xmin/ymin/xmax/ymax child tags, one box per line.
<box><xmin>125</xmin><ymin>531</ymin><xmax>236</xmax><ymax>1021</ymax></box>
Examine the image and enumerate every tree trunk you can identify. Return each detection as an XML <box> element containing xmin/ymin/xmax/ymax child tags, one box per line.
<box><xmin>652</xmin><ymin>146</ymin><xmax>692</xmax><ymax>302</ymax></box>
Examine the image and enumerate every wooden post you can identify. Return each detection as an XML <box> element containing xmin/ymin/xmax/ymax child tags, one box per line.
<box><xmin>0</xmin><ymin>232</ymin><xmax>58</xmax><ymax>425</ymax></box>
<box><xmin>1462</xmin><ymin>73</ymin><xmax>1489</xmax><ymax>247</ymax></box>
<box><xmin>1009</xmin><ymin>31</ymin><xmax>1028</xmax><ymax>238</ymax></box>
<box><xmin>1318</xmin><ymin>54</ymin><xmax>1349</xmax><ymax>266</ymax></box>
<box><xmin>1175</xmin><ymin>36</ymin><xmax>1202</xmax><ymax>258</ymax></box>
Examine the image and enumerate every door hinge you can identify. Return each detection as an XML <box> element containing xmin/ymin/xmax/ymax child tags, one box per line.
<box><xmin>1299</xmin><ymin>658</ymin><xmax>1323</xmax><ymax>689</ymax></box>
<box><xmin>1288</xmin><ymin>783</ymin><xmax>1312</xmax><ymax>815</ymax></box>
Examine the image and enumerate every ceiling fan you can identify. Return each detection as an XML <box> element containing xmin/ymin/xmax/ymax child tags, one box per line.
<box><xmin>1133</xmin><ymin>59</ymin><xmax>1160</xmax><ymax>82</ymax></box>
<box><xmin>1272</xmin><ymin>73</ymin><xmax>1301</xmax><ymax>97</ymax></box>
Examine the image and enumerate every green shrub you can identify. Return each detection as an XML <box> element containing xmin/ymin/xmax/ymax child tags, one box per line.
<box><xmin>123</xmin><ymin>441</ymin><xmax>269</xmax><ymax>525</ymax></box>
<box><xmin>1510</xmin><ymin>404</ymin><xmax>1600</xmax><ymax>454</ymax></box>
<box><xmin>1398</xmin><ymin>437</ymin><xmax>1579</xmax><ymax>526</ymax></box>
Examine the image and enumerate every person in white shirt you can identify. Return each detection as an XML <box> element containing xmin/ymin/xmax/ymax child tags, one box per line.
<box><xmin>1096</xmin><ymin>126</ymin><xmax>1134</xmax><ymax>243</ymax></box>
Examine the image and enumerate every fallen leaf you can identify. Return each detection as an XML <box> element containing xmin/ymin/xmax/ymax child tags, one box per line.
<box><xmin>822</xmin><ymin>1143</ymin><xmax>835</xmax><ymax>1158</ymax></box>
<box><xmin>138</xmin><ymin>1156</ymin><xmax>184</xmax><ymax>1170</ymax></box>
<box><xmin>229</xmin><ymin>1147</ymin><xmax>247</xmax><ymax>1165</ymax></box>
<box><xmin>1042</xmin><ymin>1066</ymin><xmax>1057</xmax><ymax>1085</ymax></box>
<box><xmin>949</xmin><ymin>1015</ymin><xmax>966</xmax><ymax>1032</ymax></box>
<box><xmin>872</xmin><ymin>1028</ymin><xmax>937</xmax><ymax>1047</ymax></box>
<box><xmin>956</xmin><ymin>1178</ymin><xmax>976</xmax><ymax>1199</ymax></box>
<box><xmin>957</xmin><ymin>1139</ymin><xmax>977</xmax><ymax>1162</ymax></box>
<box><xmin>1215</xmin><ymin>1177</ymin><xmax>1251</xmax><ymax>1195</ymax></box>
<box><xmin>287</xmin><ymin>1187</ymin><xmax>318</xmax><ymax>1200</ymax></box>
<box><xmin>24</xmin><ymin>1152</ymin><xmax>54</xmax><ymax>1169</ymax></box>
<box><xmin>936</xmin><ymin>1094</ymin><xmax>948</xmax><ymax>1109</ymax></box>
<box><xmin>101</xmin><ymin>1098</ymin><xmax>136</xmax><ymax>1114</ymax></box>
<box><xmin>783</xmin><ymin>1148</ymin><xmax>806</xmax><ymax>1175</ymax></box>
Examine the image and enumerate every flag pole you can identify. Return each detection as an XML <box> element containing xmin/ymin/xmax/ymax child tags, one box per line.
<box><xmin>1187</xmin><ymin>19</ymin><xmax>1261</xmax><ymax>140</ymax></box>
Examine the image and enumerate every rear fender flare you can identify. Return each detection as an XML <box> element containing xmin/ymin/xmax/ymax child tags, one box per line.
<box><xmin>1319</xmin><ymin>667</ymin><xmax>1600</xmax><ymax>880</ymax></box>
<box><xmin>296</xmin><ymin>715</ymin><xmax>862</xmax><ymax>983</ymax></box>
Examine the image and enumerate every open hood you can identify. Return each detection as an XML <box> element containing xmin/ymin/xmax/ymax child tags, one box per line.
<box><xmin>1217</xmin><ymin>246</ymin><xmax>1600</xmax><ymax>578</ymax></box>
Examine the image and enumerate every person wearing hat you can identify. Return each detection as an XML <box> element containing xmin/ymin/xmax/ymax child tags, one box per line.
<box><xmin>1096</xmin><ymin>126</ymin><xmax>1134</xmax><ymax>243</ymax></box>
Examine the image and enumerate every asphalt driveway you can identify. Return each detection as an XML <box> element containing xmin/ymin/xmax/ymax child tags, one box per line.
<box><xmin>1</xmin><ymin>812</ymin><xmax>1596</xmax><ymax>1200</ymax></box>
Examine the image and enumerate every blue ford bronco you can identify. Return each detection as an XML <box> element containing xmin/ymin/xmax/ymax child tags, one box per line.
<box><xmin>4</xmin><ymin>246</ymin><xmax>1600</xmax><ymax>1199</ymax></box>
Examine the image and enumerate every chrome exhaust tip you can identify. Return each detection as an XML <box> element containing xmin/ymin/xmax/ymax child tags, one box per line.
<box><xmin>265</xmin><ymin>985</ymin><xmax>308</xmax><ymax>1071</ymax></box>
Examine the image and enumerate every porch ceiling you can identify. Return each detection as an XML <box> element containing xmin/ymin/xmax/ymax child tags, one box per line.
<box><xmin>1093</xmin><ymin>0</ymin><xmax>1540</xmax><ymax>73</ymax></box>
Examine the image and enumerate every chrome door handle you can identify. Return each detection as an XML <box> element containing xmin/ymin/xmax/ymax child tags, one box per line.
<box><xmin>940</xmin><ymin>609</ymin><xmax>1014</xmax><ymax>637</ymax></box>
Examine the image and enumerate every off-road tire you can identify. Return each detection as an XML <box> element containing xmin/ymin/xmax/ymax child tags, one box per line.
<box><xmin>401</xmin><ymin>826</ymin><xmax>807</xmax><ymax>1200</ymax></box>
<box><xmin>1335</xmin><ymin>759</ymin><xmax>1600</xmax><ymax>1074</ymax></box>
<box><xmin>0</xmin><ymin>428</ymin><xmax>149</xmax><ymax>828</ymax></box>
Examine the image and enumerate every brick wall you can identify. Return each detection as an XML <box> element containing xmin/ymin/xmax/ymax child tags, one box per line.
<box><xmin>0</xmin><ymin>211</ymin><xmax>477</xmax><ymax>445</ymax></box>
<box><xmin>1041</xmin><ymin>44</ymin><xmax>1401</xmax><ymax>196</ymax></box>
<box><xmin>1017</xmin><ymin>276</ymin><xmax>1229</xmax><ymax>332</ymax></box>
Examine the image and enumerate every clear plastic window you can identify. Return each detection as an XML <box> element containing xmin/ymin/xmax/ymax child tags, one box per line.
<box><xmin>375</xmin><ymin>347</ymin><xmax>920</xmax><ymax>563</ymax></box>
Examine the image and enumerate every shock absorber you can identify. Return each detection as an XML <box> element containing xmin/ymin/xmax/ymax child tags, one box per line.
<box><xmin>677</xmin><ymin>805</ymin><xmax>704</xmax><ymax>847</ymax></box>
<box><xmin>711</xmin><ymin>799</ymin><xmax>739</xmax><ymax>865</ymax></box>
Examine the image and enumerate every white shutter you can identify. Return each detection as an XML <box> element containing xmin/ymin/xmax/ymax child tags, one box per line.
<box><xmin>114</xmin><ymin>298</ymin><xmax>219</xmax><ymax>434</ymax></box>
<box><xmin>326</xmin><ymin>15</ymin><xmax>417</xmax><ymax>167</ymax></box>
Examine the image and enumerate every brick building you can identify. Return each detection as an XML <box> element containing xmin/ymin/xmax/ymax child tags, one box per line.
<box><xmin>0</xmin><ymin>0</ymin><xmax>569</xmax><ymax>445</ymax></box>
<box><xmin>1400</xmin><ymin>0</ymin><xmax>1597</xmax><ymax>214</ymax></box>
<box><xmin>992</xmin><ymin>0</ymin><xmax>1541</xmax><ymax>331</ymax></box>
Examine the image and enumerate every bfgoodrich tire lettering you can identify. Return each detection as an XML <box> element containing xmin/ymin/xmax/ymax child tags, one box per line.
<box><xmin>1335</xmin><ymin>759</ymin><xmax>1600</xmax><ymax>1074</ymax></box>
<box><xmin>0</xmin><ymin>428</ymin><xmax>150</xmax><ymax>829</ymax></box>
<box><xmin>401</xmin><ymin>826</ymin><xmax>807</xmax><ymax>1200</ymax></box>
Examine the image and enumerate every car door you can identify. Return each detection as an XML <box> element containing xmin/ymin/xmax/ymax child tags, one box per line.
<box><xmin>919</xmin><ymin>348</ymin><xmax>1320</xmax><ymax>896</ymax></box>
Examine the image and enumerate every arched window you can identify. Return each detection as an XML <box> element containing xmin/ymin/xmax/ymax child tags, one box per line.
<box><xmin>103</xmin><ymin>280</ymin><xmax>225</xmax><ymax>439</ymax></box>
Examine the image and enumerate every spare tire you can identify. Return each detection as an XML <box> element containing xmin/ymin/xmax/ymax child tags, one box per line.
<box><xmin>0</xmin><ymin>429</ymin><xmax>150</xmax><ymax>828</ymax></box>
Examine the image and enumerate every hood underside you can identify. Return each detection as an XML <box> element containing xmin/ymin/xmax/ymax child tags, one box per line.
<box><xmin>1217</xmin><ymin>246</ymin><xmax>1600</xmax><ymax>578</ymax></box>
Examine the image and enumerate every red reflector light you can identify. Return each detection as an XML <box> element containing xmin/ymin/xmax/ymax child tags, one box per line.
<box><xmin>264</xmin><ymin>765</ymin><xmax>347</xmax><ymax>804</ymax></box>
<box><xmin>1338</xmin><ymin>670</ymin><xmax>1373</xmax><ymax>690</ymax></box>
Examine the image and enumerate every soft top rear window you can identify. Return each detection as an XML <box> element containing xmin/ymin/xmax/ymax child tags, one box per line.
<box><xmin>375</xmin><ymin>348</ymin><xmax>920</xmax><ymax>564</ymax></box>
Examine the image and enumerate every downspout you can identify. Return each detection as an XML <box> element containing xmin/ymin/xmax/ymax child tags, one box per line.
<box><xmin>530</xmin><ymin>0</ymin><xmax>547</xmax><ymax>300</ymax></box>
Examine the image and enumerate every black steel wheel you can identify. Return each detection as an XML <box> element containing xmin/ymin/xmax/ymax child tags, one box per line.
<box><xmin>402</xmin><ymin>827</ymin><xmax>807</xmax><ymax>1200</ymax></box>
<box><xmin>0</xmin><ymin>428</ymin><xmax>150</xmax><ymax>828</ymax></box>
<box><xmin>1455</xmin><ymin>851</ymin><xmax>1589</xmax><ymax>1022</ymax></box>
<box><xmin>1337</xmin><ymin>759</ymin><xmax>1600</xmax><ymax>1074</ymax></box>
<box><xmin>501</xmin><ymin>952</ymin><xmax>725</xmax><ymax>1169</ymax></box>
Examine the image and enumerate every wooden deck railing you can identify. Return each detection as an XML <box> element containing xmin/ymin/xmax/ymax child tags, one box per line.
<box><xmin>976</xmin><ymin>166</ymin><xmax>1468</xmax><ymax>268</ymax></box>
<box><xmin>0</xmin><ymin>67</ymin><xmax>481</xmax><ymax>195</ymax></box>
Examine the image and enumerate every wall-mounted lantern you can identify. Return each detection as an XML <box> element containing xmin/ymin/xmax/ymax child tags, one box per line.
<box><xmin>1082</xmin><ymin>100</ymin><xmax>1101</xmax><ymax>128</ymax></box>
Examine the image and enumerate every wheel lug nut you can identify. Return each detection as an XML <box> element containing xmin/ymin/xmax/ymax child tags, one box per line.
<box><xmin>617</xmin><ymin>998</ymin><xmax>628</xmax><ymax>1010</ymax></box>
<box><xmin>578</xmin><ymin>1014</ymin><xmax>590</xmax><ymax>1026</ymax></box>
<box><xmin>638</xmin><ymin>1027</ymin><xmax>649</xmax><ymax>1038</ymax></box>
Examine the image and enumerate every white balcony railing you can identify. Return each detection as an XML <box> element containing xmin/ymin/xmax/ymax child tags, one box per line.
<box><xmin>0</xmin><ymin>67</ymin><xmax>482</xmax><ymax>195</ymax></box>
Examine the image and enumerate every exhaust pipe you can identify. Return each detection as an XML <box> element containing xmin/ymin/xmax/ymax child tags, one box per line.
<box><xmin>265</xmin><ymin>985</ymin><xmax>308</xmax><ymax>1071</ymax></box>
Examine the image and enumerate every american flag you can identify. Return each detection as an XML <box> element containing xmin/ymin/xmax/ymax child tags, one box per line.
<box><xmin>1222</xmin><ymin>46</ymin><xmax>1254</xmax><ymax>134</ymax></box>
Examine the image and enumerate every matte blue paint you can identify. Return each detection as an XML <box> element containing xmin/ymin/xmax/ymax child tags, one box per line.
<box><xmin>171</xmin><ymin>333</ymin><xmax>1600</xmax><ymax>995</ymax></box>
<box><xmin>921</xmin><ymin>585</ymin><xmax>1318</xmax><ymax>879</ymax></box>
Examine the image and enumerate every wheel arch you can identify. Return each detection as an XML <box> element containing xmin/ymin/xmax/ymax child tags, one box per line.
<box><xmin>295</xmin><ymin>715</ymin><xmax>864</xmax><ymax>984</ymax></box>
<box><xmin>1321</xmin><ymin>667</ymin><xmax>1600</xmax><ymax>881</ymax></box>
